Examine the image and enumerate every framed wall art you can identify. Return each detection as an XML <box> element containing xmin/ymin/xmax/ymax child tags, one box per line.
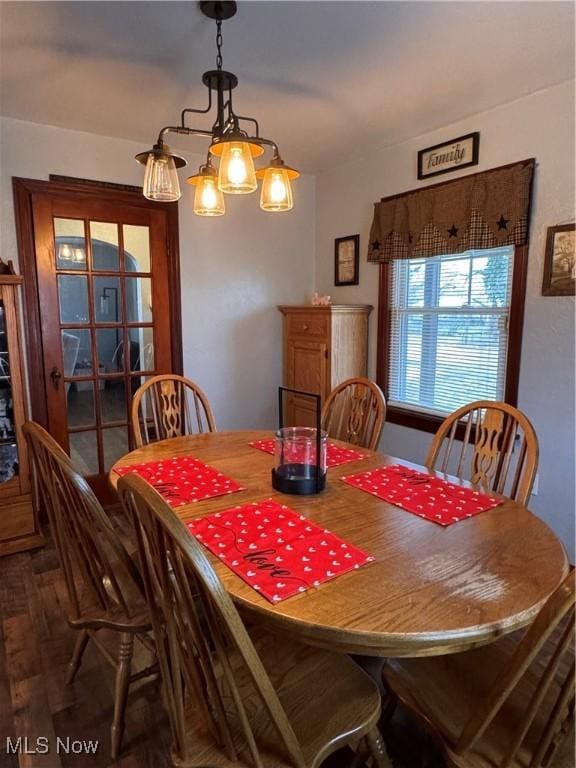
<box><xmin>334</xmin><ymin>235</ymin><xmax>359</xmax><ymax>286</ymax></box>
<box><xmin>417</xmin><ymin>132</ymin><xmax>480</xmax><ymax>180</ymax></box>
<box><xmin>542</xmin><ymin>223</ymin><xmax>575</xmax><ymax>296</ymax></box>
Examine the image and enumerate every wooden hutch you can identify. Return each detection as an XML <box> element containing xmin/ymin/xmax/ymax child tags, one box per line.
<box><xmin>278</xmin><ymin>304</ymin><xmax>372</xmax><ymax>426</ymax></box>
<box><xmin>0</xmin><ymin>260</ymin><xmax>43</xmax><ymax>554</ymax></box>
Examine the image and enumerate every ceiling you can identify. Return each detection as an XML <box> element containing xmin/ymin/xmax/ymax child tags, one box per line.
<box><xmin>0</xmin><ymin>1</ymin><xmax>574</xmax><ymax>172</ymax></box>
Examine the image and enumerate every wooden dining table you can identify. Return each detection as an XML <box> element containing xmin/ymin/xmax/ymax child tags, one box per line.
<box><xmin>110</xmin><ymin>430</ymin><xmax>568</xmax><ymax>658</ymax></box>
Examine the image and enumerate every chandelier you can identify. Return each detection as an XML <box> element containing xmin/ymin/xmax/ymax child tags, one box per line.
<box><xmin>135</xmin><ymin>1</ymin><xmax>299</xmax><ymax>216</ymax></box>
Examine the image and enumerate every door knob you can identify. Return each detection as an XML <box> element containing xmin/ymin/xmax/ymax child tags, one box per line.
<box><xmin>50</xmin><ymin>366</ymin><xmax>62</xmax><ymax>389</ymax></box>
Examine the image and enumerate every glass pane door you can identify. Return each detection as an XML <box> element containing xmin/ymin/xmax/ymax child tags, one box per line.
<box><xmin>55</xmin><ymin>217</ymin><xmax>156</xmax><ymax>475</ymax></box>
<box><xmin>0</xmin><ymin>301</ymin><xmax>19</xmax><ymax>484</ymax></box>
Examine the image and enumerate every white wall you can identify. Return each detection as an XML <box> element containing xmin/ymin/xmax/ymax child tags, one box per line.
<box><xmin>1</xmin><ymin>80</ymin><xmax>574</xmax><ymax>560</ymax></box>
<box><xmin>179</xmin><ymin>185</ymin><xmax>315</xmax><ymax>429</ymax></box>
<box><xmin>0</xmin><ymin>116</ymin><xmax>315</xmax><ymax>431</ymax></box>
<box><xmin>315</xmin><ymin>80</ymin><xmax>575</xmax><ymax>559</ymax></box>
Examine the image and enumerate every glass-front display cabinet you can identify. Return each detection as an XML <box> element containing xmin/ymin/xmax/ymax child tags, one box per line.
<box><xmin>0</xmin><ymin>261</ymin><xmax>43</xmax><ymax>555</ymax></box>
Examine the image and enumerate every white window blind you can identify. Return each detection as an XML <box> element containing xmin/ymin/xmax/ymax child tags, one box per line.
<box><xmin>388</xmin><ymin>246</ymin><xmax>514</xmax><ymax>416</ymax></box>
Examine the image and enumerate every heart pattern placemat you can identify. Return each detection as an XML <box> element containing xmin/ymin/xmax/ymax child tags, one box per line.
<box><xmin>341</xmin><ymin>464</ymin><xmax>502</xmax><ymax>526</ymax></box>
<box><xmin>249</xmin><ymin>438</ymin><xmax>366</xmax><ymax>468</ymax></box>
<box><xmin>114</xmin><ymin>455</ymin><xmax>244</xmax><ymax>508</ymax></box>
<box><xmin>187</xmin><ymin>498</ymin><xmax>374</xmax><ymax>603</ymax></box>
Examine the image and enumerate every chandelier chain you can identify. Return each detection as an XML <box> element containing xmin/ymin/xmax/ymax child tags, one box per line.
<box><xmin>216</xmin><ymin>20</ymin><xmax>223</xmax><ymax>71</ymax></box>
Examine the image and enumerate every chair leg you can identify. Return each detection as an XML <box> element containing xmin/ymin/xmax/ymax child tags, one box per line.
<box><xmin>366</xmin><ymin>727</ymin><xmax>393</xmax><ymax>768</ymax></box>
<box><xmin>350</xmin><ymin>741</ymin><xmax>371</xmax><ymax>767</ymax></box>
<box><xmin>66</xmin><ymin>629</ymin><xmax>90</xmax><ymax>684</ymax></box>
<box><xmin>110</xmin><ymin>632</ymin><xmax>134</xmax><ymax>761</ymax></box>
<box><xmin>380</xmin><ymin>685</ymin><xmax>398</xmax><ymax>727</ymax></box>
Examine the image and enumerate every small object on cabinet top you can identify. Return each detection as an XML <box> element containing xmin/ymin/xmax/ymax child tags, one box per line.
<box><xmin>311</xmin><ymin>292</ymin><xmax>331</xmax><ymax>306</ymax></box>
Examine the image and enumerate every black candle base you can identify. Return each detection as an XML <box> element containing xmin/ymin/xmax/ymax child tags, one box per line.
<box><xmin>271</xmin><ymin>464</ymin><xmax>326</xmax><ymax>495</ymax></box>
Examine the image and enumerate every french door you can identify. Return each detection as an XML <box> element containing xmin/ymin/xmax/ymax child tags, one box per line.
<box><xmin>14</xmin><ymin>178</ymin><xmax>181</xmax><ymax>500</ymax></box>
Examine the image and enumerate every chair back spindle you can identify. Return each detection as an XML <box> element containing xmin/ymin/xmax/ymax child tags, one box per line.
<box><xmin>131</xmin><ymin>374</ymin><xmax>216</xmax><ymax>448</ymax></box>
<box><xmin>321</xmin><ymin>377</ymin><xmax>386</xmax><ymax>451</ymax></box>
<box><xmin>426</xmin><ymin>400</ymin><xmax>538</xmax><ymax>505</ymax></box>
<box><xmin>457</xmin><ymin>570</ymin><xmax>575</xmax><ymax>767</ymax></box>
<box><xmin>23</xmin><ymin>421</ymin><xmax>143</xmax><ymax>624</ymax></box>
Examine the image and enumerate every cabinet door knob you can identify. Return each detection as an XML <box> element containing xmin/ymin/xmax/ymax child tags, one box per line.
<box><xmin>302</xmin><ymin>324</ymin><xmax>309</xmax><ymax>331</ymax></box>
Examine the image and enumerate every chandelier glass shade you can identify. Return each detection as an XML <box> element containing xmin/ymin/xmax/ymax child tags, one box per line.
<box><xmin>258</xmin><ymin>159</ymin><xmax>299</xmax><ymax>212</ymax></box>
<box><xmin>142</xmin><ymin>144</ymin><xmax>186</xmax><ymax>202</ymax></box>
<box><xmin>214</xmin><ymin>141</ymin><xmax>258</xmax><ymax>194</ymax></box>
<box><xmin>194</xmin><ymin>176</ymin><xmax>225</xmax><ymax>216</ymax></box>
<box><xmin>187</xmin><ymin>158</ymin><xmax>226</xmax><ymax>216</ymax></box>
<box><xmin>135</xmin><ymin>1</ymin><xmax>299</xmax><ymax>216</ymax></box>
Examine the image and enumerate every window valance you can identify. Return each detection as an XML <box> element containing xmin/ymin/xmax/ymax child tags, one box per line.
<box><xmin>367</xmin><ymin>159</ymin><xmax>535</xmax><ymax>262</ymax></box>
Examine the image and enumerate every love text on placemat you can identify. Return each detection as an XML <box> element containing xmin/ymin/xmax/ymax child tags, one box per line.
<box><xmin>187</xmin><ymin>498</ymin><xmax>374</xmax><ymax>603</ymax></box>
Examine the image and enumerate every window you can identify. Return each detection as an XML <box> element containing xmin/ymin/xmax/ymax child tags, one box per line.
<box><xmin>378</xmin><ymin>245</ymin><xmax>526</xmax><ymax>431</ymax></box>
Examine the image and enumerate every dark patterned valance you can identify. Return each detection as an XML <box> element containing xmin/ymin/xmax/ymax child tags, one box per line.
<box><xmin>367</xmin><ymin>159</ymin><xmax>535</xmax><ymax>262</ymax></box>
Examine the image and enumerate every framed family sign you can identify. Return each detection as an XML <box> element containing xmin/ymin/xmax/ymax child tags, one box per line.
<box><xmin>417</xmin><ymin>132</ymin><xmax>480</xmax><ymax>180</ymax></box>
<box><xmin>334</xmin><ymin>235</ymin><xmax>360</xmax><ymax>286</ymax></box>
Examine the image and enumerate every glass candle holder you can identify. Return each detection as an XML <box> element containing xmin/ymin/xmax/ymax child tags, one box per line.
<box><xmin>271</xmin><ymin>426</ymin><xmax>327</xmax><ymax>495</ymax></box>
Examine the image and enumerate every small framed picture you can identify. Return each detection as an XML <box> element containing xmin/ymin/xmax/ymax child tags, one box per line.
<box><xmin>542</xmin><ymin>223</ymin><xmax>575</xmax><ymax>296</ymax></box>
<box><xmin>334</xmin><ymin>235</ymin><xmax>360</xmax><ymax>286</ymax></box>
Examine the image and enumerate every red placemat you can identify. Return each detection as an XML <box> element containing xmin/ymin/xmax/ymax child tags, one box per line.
<box><xmin>114</xmin><ymin>455</ymin><xmax>244</xmax><ymax>508</ymax></box>
<box><xmin>249</xmin><ymin>439</ymin><xmax>366</xmax><ymax>468</ymax></box>
<box><xmin>341</xmin><ymin>464</ymin><xmax>502</xmax><ymax>526</ymax></box>
<box><xmin>187</xmin><ymin>498</ymin><xmax>374</xmax><ymax>603</ymax></box>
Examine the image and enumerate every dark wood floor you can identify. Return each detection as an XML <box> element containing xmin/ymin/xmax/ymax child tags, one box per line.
<box><xmin>0</xmin><ymin>535</ymin><xmax>446</xmax><ymax>768</ymax></box>
<box><xmin>2</xmin><ymin>537</ymin><xmax>573</xmax><ymax>768</ymax></box>
<box><xmin>0</xmin><ymin>540</ymin><xmax>171</xmax><ymax>768</ymax></box>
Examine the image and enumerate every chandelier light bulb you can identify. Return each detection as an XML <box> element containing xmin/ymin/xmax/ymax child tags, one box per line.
<box><xmin>227</xmin><ymin>148</ymin><xmax>248</xmax><ymax>185</ymax></box>
<box><xmin>270</xmin><ymin>173</ymin><xmax>288</xmax><ymax>203</ymax></box>
<box><xmin>201</xmin><ymin>178</ymin><xmax>219</xmax><ymax>208</ymax></box>
<box><xmin>143</xmin><ymin>152</ymin><xmax>181</xmax><ymax>202</ymax></box>
<box><xmin>193</xmin><ymin>176</ymin><xmax>225</xmax><ymax>217</ymax></box>
<box><xmin>260</xmin><ymin>167</ymin><xmax>294</xmax><ymax>212</ymax></box>
<box><xmin>217</xmin><ymin>142</ymin><xmax>257</xmax><ymax>194</ymax></box>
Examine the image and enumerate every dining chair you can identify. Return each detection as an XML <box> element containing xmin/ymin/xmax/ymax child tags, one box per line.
<box><xmin>381</xmin><ymin>569</ymin><xmax>575</xmax><ymax>768</ymax></box>
<box><xmin>425</xmin><ymin>400</ymin><xmax>539</xmax><ymax>506</ymax></box>
<box><xmin>321</xmin><ymin>377</ymin><xmax>386</xmax><ymax>451</ymax></box>
<box><xmin>23</xmin><ymin>421</ymin><xmax>156</xmax><ymax>760</ymax></box>
<box><xmin>131</xmin><ymin>373</ymin><xmax>217</xmax><ymax>448</ymax></box>
<box><xmin>117</xmin><ymin>471</ymin><xmax>390</xmax><ymax>768</ymax></box>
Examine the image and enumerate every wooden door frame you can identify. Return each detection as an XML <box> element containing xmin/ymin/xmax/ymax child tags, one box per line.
<box><xmin>12</xmin><ymin>176</ymin><xmax>182</xmax><ymax>432</ymax></box>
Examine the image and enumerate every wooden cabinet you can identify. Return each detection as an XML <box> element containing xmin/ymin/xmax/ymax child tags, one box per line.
<box><xmin>0</xmin><ymin>264</ymin><xmax>43</xmax><ymax>555</ymax></box>
<box><xmin>278</xmin><ymin>304</ymin><xmax>372</xmax><ymax>426</ymax></box>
